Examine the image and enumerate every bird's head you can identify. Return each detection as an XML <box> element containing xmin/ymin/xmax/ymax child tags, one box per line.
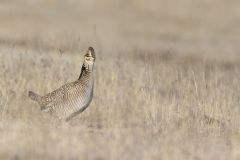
<box><xmin>83</xmin><ymin>47</ymin><xmax>95</xmax><ymax>71</ymax></box>
<box><xmin>84</xmin><ymin>47</ymin><xmax>95</xmax><ymax>63</ymax></box>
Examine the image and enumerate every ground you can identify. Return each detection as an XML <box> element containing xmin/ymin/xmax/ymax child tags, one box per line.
<box><xmin>0</xmin><ymin>0</ymin><xmax>240</xmax><ymax>159</ymax></box>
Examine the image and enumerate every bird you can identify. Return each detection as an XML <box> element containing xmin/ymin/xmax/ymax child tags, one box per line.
<box><xmin>29</xmin><ymin>47</ymin><xmax>96</xmax><ymax>121</ymax></box>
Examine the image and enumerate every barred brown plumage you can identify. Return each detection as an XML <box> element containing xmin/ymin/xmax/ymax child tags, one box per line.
<box><xmin>28</xmin><ymin>47</ymin><xmax>95</xmax><ymax>121</ymax></box>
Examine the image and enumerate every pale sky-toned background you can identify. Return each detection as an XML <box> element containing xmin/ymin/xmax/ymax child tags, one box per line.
<box><xmin>0</xmin><ymin>0</ymin><xmax>239</xmax><ymax>60</ymax></box>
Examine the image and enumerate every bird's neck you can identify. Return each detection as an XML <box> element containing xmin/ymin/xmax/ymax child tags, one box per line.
<box><xmin>78</xmin><ymin>63</ymin><xmax>94</xmax><ymax>80</ymax></box>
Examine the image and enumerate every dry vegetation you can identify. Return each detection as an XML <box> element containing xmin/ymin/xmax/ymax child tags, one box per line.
<box><xmin>0</xmin><ymin>0</ymin><xmax>240</xmax><ymax>159</ymax></box>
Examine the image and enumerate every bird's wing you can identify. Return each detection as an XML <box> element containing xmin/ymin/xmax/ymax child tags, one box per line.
<box><xmin>41</xmin><ymin>81</ymin><xmax>78</xmax><ymax>110</ymax></box>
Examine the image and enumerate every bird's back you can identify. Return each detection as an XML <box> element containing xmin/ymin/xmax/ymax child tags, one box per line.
<box><xmin>40</xmin><ymin>71</ymin><xmax>94</xmax><ymax>120</ymax></box>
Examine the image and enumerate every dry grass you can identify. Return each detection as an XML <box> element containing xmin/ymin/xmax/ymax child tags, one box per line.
<box><xmin>0</xmin><ymin>0</ymin><xmax>240</xmax><ymax>160</ymax></box>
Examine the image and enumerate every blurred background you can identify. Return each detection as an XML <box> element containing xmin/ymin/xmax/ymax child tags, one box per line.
<box><xmin>0</xmin><ymin>0</ymin><xmax>239</xmax><ymax>60</ymax></box>
<box><xmin>0</xmin><ymin>0</ymin><xmax>240</xmax><ymax>160</ymax></box>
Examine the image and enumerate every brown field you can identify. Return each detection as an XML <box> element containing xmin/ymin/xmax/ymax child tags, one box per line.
<box><xmin>0</xmin><ymin>0</ymin><xmax>240</xmax><ymax>159</ymax></box>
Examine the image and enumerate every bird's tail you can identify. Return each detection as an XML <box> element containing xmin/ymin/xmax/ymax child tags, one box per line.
<box><xmin>29</xmin><ymin>91</ymin><xmax>42</xmax><ymax>103</ymax></box>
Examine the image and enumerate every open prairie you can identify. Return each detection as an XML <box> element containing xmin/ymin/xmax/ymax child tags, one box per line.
<box><xmin>0</xmin><ymin>0</ymin><xmax>240</xmax><ymax>159</ymax></box>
